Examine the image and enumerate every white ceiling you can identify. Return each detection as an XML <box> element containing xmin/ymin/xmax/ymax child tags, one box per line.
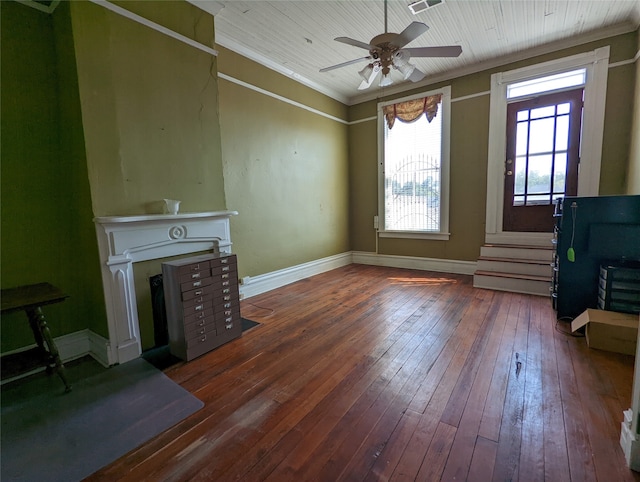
<box><xmin>201</xmin><ymin>1</ymin><xmax>640</xmax><ymax>105</ymax></box>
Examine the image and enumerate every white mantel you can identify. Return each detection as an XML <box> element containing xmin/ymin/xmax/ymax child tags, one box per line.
<box><xmin>94</xmin><ymin>211</ymin><xmax>237</xmax><ymax>365</ymax></box>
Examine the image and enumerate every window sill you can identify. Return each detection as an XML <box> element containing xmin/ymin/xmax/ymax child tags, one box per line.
<box><xmin>378</xmin><ymin>231</ymin><xmax>451</xmax><ymax>241</ymax></box>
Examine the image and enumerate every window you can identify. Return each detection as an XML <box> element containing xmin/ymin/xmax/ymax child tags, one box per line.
<box><xmin>378</xmin><ymin>87</ymin><xmax>451</xmax><ymax>239</ymax></box>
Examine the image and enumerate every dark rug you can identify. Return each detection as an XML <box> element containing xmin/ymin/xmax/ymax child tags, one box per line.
<box><xmin>242</xmin><ymin>317</ymin><xmax>260</xmax><ymax>331</ymax></box>
<box><xmin>1</xmin><ymin>357</ymin><xmax>203</xmax><ymax>482</ymax></box>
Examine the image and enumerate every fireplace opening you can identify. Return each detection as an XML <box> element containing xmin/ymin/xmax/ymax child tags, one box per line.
<box><xmin>142</xmin><ymin>274</ymin><xmax>180</xmax><ymax>370</ymax></box>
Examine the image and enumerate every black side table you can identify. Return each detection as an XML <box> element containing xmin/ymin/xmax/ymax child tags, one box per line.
<box><xmin>1</xmin><ymin>282</ymin><xmax>72</xmax><ymax>392</ymax></box>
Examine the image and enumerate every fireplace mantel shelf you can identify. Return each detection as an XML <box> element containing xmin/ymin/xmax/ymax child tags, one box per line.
<box><xmin>94</xmin><ymin>210</ymin><xmax>238</xmax><ymax>224</ymax></box>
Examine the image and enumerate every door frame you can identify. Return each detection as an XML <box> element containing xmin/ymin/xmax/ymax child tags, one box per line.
<box><xmin>484</xmin><ymin>46</ymin><xmax>610</xmax><ymax>246</ymax></box>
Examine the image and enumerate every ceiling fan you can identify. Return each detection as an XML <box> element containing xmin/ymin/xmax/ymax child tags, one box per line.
<box><xmin>320</xmin><ymin>0</ymin><xmax>462</xmax><ymax>90</ymax></box>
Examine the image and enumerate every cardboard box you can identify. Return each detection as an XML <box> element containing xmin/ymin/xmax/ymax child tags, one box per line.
<box><xmin>571</xmin><ymin>309</ymin><xmax>639</xmax><ymax>356</ymax></box>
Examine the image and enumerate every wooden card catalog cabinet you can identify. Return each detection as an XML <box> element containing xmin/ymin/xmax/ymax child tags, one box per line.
<box><xmin>162</xmin><ymin>253</ymin><xmax>241</xmax><ymax>361</ymax></box>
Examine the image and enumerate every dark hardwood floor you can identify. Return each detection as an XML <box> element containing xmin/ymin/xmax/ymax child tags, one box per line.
<box><xmin>87</xmin><ymin>264</ymin><xmax>639</xmax><ymax>481</ymax></box>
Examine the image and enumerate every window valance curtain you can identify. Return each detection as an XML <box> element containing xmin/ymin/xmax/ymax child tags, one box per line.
<box><xmin>383</xmin><ymin>94</ymin><xmax>442</xmax><ymax>129</ymax></box>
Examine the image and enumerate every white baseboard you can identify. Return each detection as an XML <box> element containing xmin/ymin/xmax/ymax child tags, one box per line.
<box><xmin>352</xmin><ymin>251</ymin><xmax>477</xmax><ymax>276</ymax></box>
<box><xmin>1</xmin><ymin>329</ymin><xmax>111</xmax><ymax>385</ymax></box>
<box><xmin>240</xmin><ymin>252</ymin><xmax>353</xmax><ymax>299</ymax></box>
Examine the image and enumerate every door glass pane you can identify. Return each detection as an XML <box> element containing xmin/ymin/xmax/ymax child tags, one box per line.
<box><xmin>527</xmin><ymin>154</ymin><xmax>552</xmax><ymax>193</ymax></box>
<box><xmin>515</xmin><ymin>122</ymin><xmax>529</xmax><ymax>156</ymax></box>
<box><xmin>555</xmin><ymin>115</ymin><xmax>570</xmax><ymax>151</ymax></box>
<box><xmin>514</xmin><ymin>155</ymin><xmax>527</xmax><ymax>195</ymax></box>
<box><xmin>527</xmin><ymin>194</ymin><xmax>549</xmax><ymax>205</ymax></box>
<box><xmin>530</xmin><ymin>105</ymin><xmax>555</xmax><ymax>119</ymax></box>
<box><xmin>529</xmin><ymin>118</ymin><xmax>555</xmax><ymax>153</ymax></box>
<box><xmin>553</xmin><ymin>153</ymin><xmax>567</xmax><ymax>193</ymax></box>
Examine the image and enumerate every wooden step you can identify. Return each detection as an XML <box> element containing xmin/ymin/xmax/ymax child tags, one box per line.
<box><xmin>476</xmin><ymin>256</ymin><xmax>553</xmax><ymax>277</ymax></box>
<box><xmin>473</xmin><ymin>270</ymin><xmax>552</xmax><ymax>296</ymax></box>
<box><xmin>480</xmin><ymin>244</ymin><xmax>554</xmax><ymax>262</ymax></box>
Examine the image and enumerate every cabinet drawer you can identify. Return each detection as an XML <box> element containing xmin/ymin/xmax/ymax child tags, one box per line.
<box><xmin>184</xmin><ymin>319</ymin><xmax>216</xmax><ymax>339</ymax></box>
<box><xmin>178</xmin><ymin>270</ymin><xmax>212</xmax><ymax>285</ymax></box>
<box><xmin>183</xmin><ymin>308</ymin><xmax>214</xmax><ymax>325</ymax></box>
<box><xmin>183</xmin><ymin>293</ymin><xmax>214</xmax><ymax>309</ymax></box>
<box><xmin>210</xmin><ymin>254</ymin><xmax>236</xmax><ymax>268</ymax></box>
<box><xmin>175</xmin><ymin>260</ymin><xmax>211</xmax><ymax>276</ymax></box>
<box><xmin>183</xmin><ymin>301</ymin><xmax>214</xmax><ymax>318</ymax></box>
<box><xmin>185</xmin><ymin>333</ymin><xmax>218</xmax><ymax>359</ymax></box>
<box><xmin>180</xmin><ymin>276</ymin><xmax>213</xmax><ymax>293</ymax></box>
<box><xmin>181</xmin><ymin>282</ymin><xmax>215</xmax><ymax>301</ymax></box>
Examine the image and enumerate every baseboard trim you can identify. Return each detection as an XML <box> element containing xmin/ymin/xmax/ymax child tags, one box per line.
<box><xmin>240</xmin><ymin>252</ymin><xmax>353</xmax><ymax>299</ymax></box>
<box><xmin>1</xmin><ymin>329</ymin><xmax>112</xmax><ymax>385</ymax></box>
<box><xmin>352</xmin><ymin>251</ymin><xmax>477</xmax><ymax>276</ymax></box>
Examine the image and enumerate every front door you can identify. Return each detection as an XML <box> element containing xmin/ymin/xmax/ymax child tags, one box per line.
<box><xmin>502</xmin><ymin>88</ymin><xmax>583</xmax><ymax>232</ymax></box>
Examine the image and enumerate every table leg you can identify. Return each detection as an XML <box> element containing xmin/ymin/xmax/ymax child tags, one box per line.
<box><xmin>26</xmin><ymin>307</ymin><xmax>72</xmax><ymax>392</ymax></box>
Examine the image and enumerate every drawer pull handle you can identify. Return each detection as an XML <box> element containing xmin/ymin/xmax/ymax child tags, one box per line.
<box><xmin>222</xmin><ymin>273</ymin><xmax>229</xmax><ymax>279</ymax></box>
<box><xmin>221</xmin><ymin>258</ymin><xmax>228</xmax><ymax>264</ymax></box>
<box><xmin>200</xmin><ymin>335</ymin><xmax>207</xmax><ymax>342</ymax></box>
<box><xmin>222</xmin><ymin>266</ymin><xmax>230</xmax><ymax>272</ymax></box>
<box><xmin>196</xmin><ymin>296</ymin><xmax>203</xmax><ymax>303</ymax></box>
<box><xmin>199</xmin><ymin>328</ymin><xmax>205</xmax><ymax>335</ymax></box>
<box><xmin>191</xmin><ymin>273</ymin><xmax>201</xmax><ymax>280</ymax></box>
<box><xmin>226</xmin><ymin>323</ymin><xmax>233</xmax><ymax>330</ymax></box>
<box><xmin>193</xmin><ymin>280</ymin><xmax>202</xmax><ymax>287</ymax></box>
<box><xmin>224</xmin><ymin>310</ymin><xmax>232</xmax><ymax>316</ymax></box>
<box><xmin>198</xmin><ymin>320</ymin><xmax>205</xmax><ymax>326</ymax></box>
<box><xmin>225</xmin><ymin>316</ymin><xmax>233</xmax><ymax>323</ymax></box>
<box><xmin>223</xmin><ymin>288</ymin><xmax>230</xmax><ymax>294</ymax></box>
<box><xmin>223</xmin><ymin>295</ymin><xmax>231</xmax><ymax>301</ymax></box>
<box><xmin>195</xmin><ymin>304</ymin><xmax>204</xmax><ymax>311</ymax></box>
<box><xmin>197</xmin><ymin>312</ymin><xmax>205</xmax><ymax>319</ymax></box>
<box><xmin>191</xmin><ymin>264</ymin><xmax>200</xmax><ymax>271</ymax></box>
<box><xmin>223</xmin><ymin>302</ymin><xmax>231</xmax><ymax>309</ymax></box>
<box><xmin>222</xmin><ymin>281</ymin><xmax>230</xmax><ymax>287</ymax></box>
<box><xmin>194</xmin><ymin>289</ymin><xmax>203</xmax><ymax>296</ymax></box>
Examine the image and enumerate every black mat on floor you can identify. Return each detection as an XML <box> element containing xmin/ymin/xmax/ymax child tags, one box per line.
<box><xmin>242</xmin><ymin>317</ymin><xmax>260</xmax><ymax>331</ymax></box>
<box><xmin>1</xmin><ymin>357</ymin><xmax>203</xmax><ymax>482</ymax></box>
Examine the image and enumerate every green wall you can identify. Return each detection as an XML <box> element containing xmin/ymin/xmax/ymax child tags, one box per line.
<box><xmin>70</xmin><ymin>1</ymin><xmax>226</xmax><ymax>216</ymax></box>
<box><xmin>1</xmin><ymin>2</ymin><xmax>106</xmax><ymax>351</ymax></box>
<box><xmin>347</xmin><ymin>31</ymin><xmax>639</xmax><ymax>260</ymax></box>
<box><xmin>217</xmin><ymin>47</ymin><xmax>351</xmax><ymax>277</ymax></box>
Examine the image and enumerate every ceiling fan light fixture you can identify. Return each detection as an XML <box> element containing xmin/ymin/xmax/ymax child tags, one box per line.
<box><xmin>379</xmin><ymin>73</ymin><xmax>393</xmax><ymax>87</ymax></box>
<box><xmin>358</xmin><ymin>64</ymin><xmax>374</xmax><ymax>81</ymax></box>
<box><xmin>396</xmin><ymin>62</ymin><xmax>416</xmax><ymax>80</ymax></box>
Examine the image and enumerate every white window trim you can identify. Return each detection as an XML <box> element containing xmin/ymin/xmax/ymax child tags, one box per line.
<box><xmin>377</xmin><ymin>85</ymin><xmax>452</xmax><ymax>241</ymax></box>
<box><xmin>485</xmin><ymin>46</ymin><xmax>609</xmax><ymax>247</ymax></box>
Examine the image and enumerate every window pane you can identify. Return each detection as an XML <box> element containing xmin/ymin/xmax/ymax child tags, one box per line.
<box><xmin>553</xmin><ymin>153</ymin><xmax>567</xmax><ymax>193</ymax></box>
<box><xmin>515</xmin><ymin>122</ymin><xmax>529</xmax><ymax>156</ymax></box>
<box><xmin>528</xmin><ymin>117</ymin><xmax>555</xmax><ymax>154</ymax></box>
<box><xmin>530</xmin><ymin>105</ymin><xmax>555</xmax><ymax>119</ymax></box>
<box><xmin>514</xmin><ymin>195</ymin><xmax>525</xmax><ymax>206</ymax></box>
<box><xmin>526</xmin><ymin>194</ymin><xmax>550</xmax><ymax>205</ymax></box>
<box><xmin>507</xmin><ymin>68</ymin><xmax>586</xmax><ymax>99</ymax></box>
<box><xmin>517</xmin><ymin>110</ymin><xmax>529</xmax><ymax>121</ymax></box>
<box><xmin>384</xmin><ymin>105</ymin><xmax>442</xmax><ymax>232</ymax></box>
<box><xmin>557</xmin><ymin>102</ymin><xmax>571</xmax><ymax>115</ymax></box>
<box><xmin>514</xmin><ymin>155</ymin><xmax>527</xmax><ymax>195</ymax></box>
<box><xmin>555</xmin><ymin>115</ymin><xmax>570</xmax><ymax>151</ymax></box>
<box><xmin>527</xmin><ymin>154</ymin><xmax>552</xmax><ymax>194</ymax></box>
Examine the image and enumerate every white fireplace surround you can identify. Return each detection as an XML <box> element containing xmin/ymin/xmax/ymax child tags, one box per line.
<box><xmin>94</xmin><ymin>211</ymin><xmax>237</xmax><ymax>365</ymax></box>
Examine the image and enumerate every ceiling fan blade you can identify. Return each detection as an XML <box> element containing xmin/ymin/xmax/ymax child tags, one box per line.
<box><xmin>391</xmin><ymin>22</ymin><xmax>429</xmax><ymax>49</ymax></box>
<box><xmin>405</xmin><ymin>46</ymin><xmax>463</xmax><ymax>58</ymax></box>
<box><xmin>334</xmin><ymin>36</ymin><xmax>378</xmax><ymax>51</ymax></box>
<box><xmin>320</xmin><ymin>56</ymin><xmax>371</xmax><ymax>73</ymax></box>
<box><xmin>407</xmin><ymin>68</ymin><xmax>426</xmax><ymax>83</ymax></box>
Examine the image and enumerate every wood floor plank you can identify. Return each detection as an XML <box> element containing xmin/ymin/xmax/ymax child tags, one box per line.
<box><xmin>81</xmin><ymin>264</ymin><xmax>638</xmax><ymax>482</ymax></box>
